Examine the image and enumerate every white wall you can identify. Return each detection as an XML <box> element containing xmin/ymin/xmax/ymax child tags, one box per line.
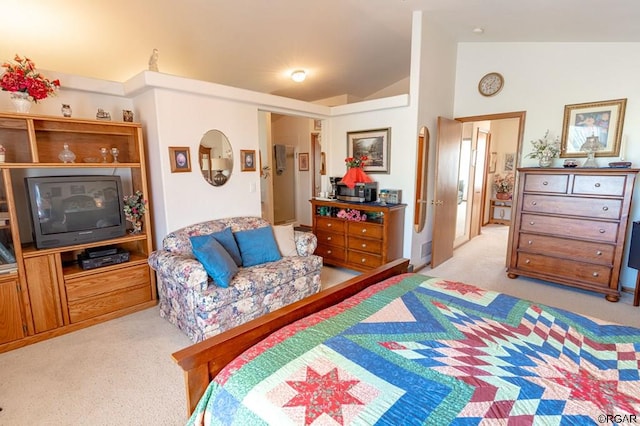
<box><xmin>454</xmin><ymin>42</ymin><xmax>640</xmax><ymax>290</ymax></box>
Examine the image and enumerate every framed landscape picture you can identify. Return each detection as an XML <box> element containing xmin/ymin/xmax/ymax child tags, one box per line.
<box><xmin>347</xmin><ymin>127</ymin><xmax>391</xmax><ymax>173</ymax></box>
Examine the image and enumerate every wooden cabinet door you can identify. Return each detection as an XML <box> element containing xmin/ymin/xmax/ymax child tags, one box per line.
<box><xmin>0</xmin><ymin>278</ymin><xmax>25</xmax><ymax>344</ymax></box>
<box><xmin>23</xmin><ymin>255</ymin><xmax>64</xmax><ymax>333</ymax></box>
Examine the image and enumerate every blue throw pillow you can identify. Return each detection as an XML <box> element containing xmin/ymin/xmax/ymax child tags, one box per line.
<box><xmin>189</xmin><ymin>234</ymin><xmax>238</xmax><ymax>288</ymax></box>
<box><xmin>234</xmin><ymin>226</ymin><xmax>282</xmax><ymax>267</ymax></box>
<box><xmin>211</xmin><ymin>227</ymin><xmax>242</xmax><ymax>266</ymax></box>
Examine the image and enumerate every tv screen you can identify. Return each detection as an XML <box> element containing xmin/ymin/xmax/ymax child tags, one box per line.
<box><xmin>25</xmin><ymin>175</ymin><xmax>127</xmax><ymax>249</ymax></box>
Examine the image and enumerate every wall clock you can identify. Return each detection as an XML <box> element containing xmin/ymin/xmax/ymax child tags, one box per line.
<box><xmin>478</xmin><ymin>72</ymin><xmax>504</xmax><ymax>97</ymax></box>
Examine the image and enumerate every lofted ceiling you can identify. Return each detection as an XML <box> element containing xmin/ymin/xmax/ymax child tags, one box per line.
<box><xmin>2</xmin><ymin>0</ymin><xmax>640</xmax><ymax>103</ymax></box>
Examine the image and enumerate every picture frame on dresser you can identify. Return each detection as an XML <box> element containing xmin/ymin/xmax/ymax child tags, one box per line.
<box><xmin>347</xmin><ymin>128</ymin><xmax>390</xmax><ymax>174</ymax></box>
<box><xmin>560</xmin><ymin>98</ymin><xmax>627</xmax><ymax>157</ymax></box>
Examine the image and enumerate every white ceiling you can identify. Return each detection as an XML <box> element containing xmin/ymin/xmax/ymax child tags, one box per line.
<box><xmin>4</xmin><ymin>0</ymin><xmax>640</xmax><ymax>102</ymax></box>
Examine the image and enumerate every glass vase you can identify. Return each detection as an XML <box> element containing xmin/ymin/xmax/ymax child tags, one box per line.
<box><xmin>538</xmin><ymin>155</ymin><xmax>553</xmax><ymax>167</ymax></box>
<box><xmin>10</xmin><ymin>92</ymin><xmax>32</xmax><ymax>113</ymax></box>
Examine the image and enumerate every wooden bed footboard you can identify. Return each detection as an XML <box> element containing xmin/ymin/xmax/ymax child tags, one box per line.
<box><xmin>172</xmin><ymin>258</ymin><xmax>410</xmax><ymax>416</ymax></box>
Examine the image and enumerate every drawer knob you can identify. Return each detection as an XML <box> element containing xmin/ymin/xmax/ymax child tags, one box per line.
<box><xmin>528</xmin><ymin>240</ymin><xmax>533</xmax><ymax>245</ymax></box>
<box><xmin>602</xmin><ymin>206</ymin><xmax>609</xmax><ymax>211</ymax></box>
<box><xmin>361</xmin><ymin>258</ymin><xmax>366</xmax><ymax>263</ymax></box>
<box><xmin>542</xmin><ymin>181</ymin><xmax>549</xmax><ymax>186</ymax></box>
<box><xmin>361</xmin><ymin>243</ymin><xmax>367</xmax><ymax>248</ymax></box>
<box><xmin>599</xmin><ymin>229</ymin><xmax>605</xmax><ymax>234</ymax></box>
<box><xmin>327</xmin><ymin>236</ymin><xmax>332</xmax><ymax>241</ymax></box>
<box><xmin>596</xmin><ymin>250</ymin><xmax>602</xmax><ymax>256</ymax></box>
<box><xmin>529</xmin><ymin>221</ymin><xmax>535</xmax><ymax>225</ymax></box>
<box><xmin>595</xmin><ymin>183</ymin><xmax>601</xmax><ymax>187</ymax></box>
<box><xmin>592</xmin><ymin>272</ymin><xmax>599</xmax><ymax>277</ymax></box>
<box><xmin>327</xmin><ymin>223</ymin><xmax>332</xmax><ymax>227</ymax></box>
<box><xmin>361</xmin><ymin>229</ymin><xmax>367</xmax><ymax>233</ymax></box>
<box><xmin>531</xmin><ymin>201</ymin><xmax>537</xmax><ymax>206</ymax></box>
<box><xmin>525</xmin><ymin>259</ymin><xmax>531</xmax><ymax>264</ymax></box>
<box><xmin>327</xmin><ymin>250</ymin><xmax>332</xmax><ymax>254</ymax></box>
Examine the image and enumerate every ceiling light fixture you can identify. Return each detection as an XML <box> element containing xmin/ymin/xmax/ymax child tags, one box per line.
<box><xmin>473</xmin><ymin>27</ymin><xmax>484</xmax><ymax>35</ymax></box>
<box><xmin>290</xmin><ymin>70</ymin><xmax>306</xmax><ymax>83</ymax></box>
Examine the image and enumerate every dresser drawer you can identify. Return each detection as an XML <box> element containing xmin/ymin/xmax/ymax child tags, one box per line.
<box><xmin>516</xmin><ymin>252</ymin><xmax>611</xmax><ymax>287</ymax></box>
<box><xmin>523</xmin><ymin>174</ymin><xmax>569</xmax><ymax>193</ymax></box>
<box><xmin>572</xmin><ymin>175</ymin><xmax>627</xmax><ymax>197</ymax></box>
<box><xmin>315</xmin><ymin>244</ymin><xmax>346</xmax><ymax>263</ymax></box>
<box><xmin>521</xmin><ymin>194</ymin><xmax>622</xmax><ymax>219</ymax></box>
<box><xmin>316</xmin><ymin>217</ymin><xmax>345</xmax><ymax>233</ymax></box>
<box><xmin>347</xmin><ymin>221</ymin><xmax>383</xmax><ymax>239</ymax></box>
<box><xmin>518</xmin><ymin>232</ymin><xmax>615</xmax><ymax>265</ymax></box>
<box><xmin>65</xmin><ymin>264</ymin><xmax>150</xmax><ymax>302</ymax></box>
<box><xmin>520</xmin><ymin>213</ymin><xmax>618</xmax><ymax>243</ymax></box>
<box><xmin>347</xmin><ymin>250</ymin><xmax>383</xmax><ymax>269</ymax></box>
<box><xmin>315</xmin><ymin>231</ymin><xmax>345</xmax><ymax>248</ymax></box>
<box><xmin>348</xmin><ymin>236</ymin><xmax>382</xmax><ymax>254</ymax></box>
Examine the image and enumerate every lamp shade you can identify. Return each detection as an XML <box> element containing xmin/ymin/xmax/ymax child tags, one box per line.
<box><xmin>211</xmin><ymin>157</ymin><xmax>228</xmax><ymax>171</ymax></box>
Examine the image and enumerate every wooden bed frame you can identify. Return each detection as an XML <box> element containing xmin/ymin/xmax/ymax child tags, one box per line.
<box><xmin>172</xmin><ymin>258</ymin><xmax>410</xmax><ymax>416</ymax></box>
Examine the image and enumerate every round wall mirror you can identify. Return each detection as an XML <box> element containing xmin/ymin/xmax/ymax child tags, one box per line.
<box><xmin>199</xmin><ymin>130</ymin><xmax>233</xmax><ymax>186</ymax></box>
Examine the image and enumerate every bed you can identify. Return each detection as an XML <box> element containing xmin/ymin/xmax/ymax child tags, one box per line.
<box><xmin>172</xmin><ymin>259</ymin><xmax>640</xmax><ymax>425</ymax></box>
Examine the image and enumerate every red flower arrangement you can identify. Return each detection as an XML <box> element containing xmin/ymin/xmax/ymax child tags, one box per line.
<box><xmin>345</xmin><ymin>155</ymin><xmax>368</xmax><ymax>168</ymax></box>
<box><xmin>1</xmin><ymin>55</ymin><xmax>60</xmax><ymax>102</ymax></box>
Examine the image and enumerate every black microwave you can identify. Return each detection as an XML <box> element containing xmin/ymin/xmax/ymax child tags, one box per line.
<box><xmin>336</xmin><ymin>182</ymin><xmax>378</xmax><ymax>203</ymax></box>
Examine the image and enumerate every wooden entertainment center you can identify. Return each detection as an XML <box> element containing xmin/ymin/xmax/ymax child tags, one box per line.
<box><xmin>0</xmin><ymin>112</ymin><xmax>156</xmax><ymax>353</ymax></box>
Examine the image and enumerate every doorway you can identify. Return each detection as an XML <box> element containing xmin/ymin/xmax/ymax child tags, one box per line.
<box><xmin>432</xmin><ymin>111</ymin><xmax>525</xmax><ymax>267</ymax></box>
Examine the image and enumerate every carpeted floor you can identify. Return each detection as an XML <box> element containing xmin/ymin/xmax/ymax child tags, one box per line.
<box><xmin>2</xmin><ymin>225</ymin><xmax>638</xmax><ymax>425</ymax></box>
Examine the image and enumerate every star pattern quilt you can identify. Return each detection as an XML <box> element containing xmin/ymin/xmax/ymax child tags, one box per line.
<box><xmin>188</xmin><ymin>274</ymin><xmax>640</xmax><ymax>425</ymax></box>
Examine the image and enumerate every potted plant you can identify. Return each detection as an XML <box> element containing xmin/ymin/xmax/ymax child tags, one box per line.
<box><xmin>1</xmin><ymin>55</ymin><xmax>60</xmax><ymax>112</ymax></box>
<box><xmin>526</xmin><ymin>130</ymin><xmax>560</xmax><ymax>167</ymax></box>
<box><xmin>493</xmin><ymin>173</ymin><xmax>515</xmax><ymax>200</ymax></box>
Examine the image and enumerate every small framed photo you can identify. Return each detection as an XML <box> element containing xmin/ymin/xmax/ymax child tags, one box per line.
<box><xmin>504</xmin><ymin>153</ymin><xmax>515</xmax><ymax>172</ymax></box>
<box><xmin>314</xmin><ymin>119</ymin><xmax>322</xmax><ymax>131</ymax></box>
<box><xmin>169</xmin><ymin>146</ymin><xmax>191</xmax><ymax>173</ymax></box>
<box><xmin>299</xmin><ymin>152</ymin><xmax>309</xmax><ymax>171</ymax></box>
<box><xmin>489</xmin><ymin>152</ymin><xmax>497</xmax><ymax>173</ymax></box>
<box><xmin>241</xmin><ymin>149</ymin><xmax>256</xmax><ymax>171</ymax></box>
<box><xmin>560</xmin><ymin>98</ymin><xmax>627</xmax><ymax>157</ymax></box>
<box><xmin>347</xmin><ymin>127</ymin><xmax>391</xmax><ymax>174</ymax></box>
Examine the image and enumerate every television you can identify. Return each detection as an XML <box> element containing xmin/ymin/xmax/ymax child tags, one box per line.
<box><xmin>25</xmin><ymin>175</ymin><xmax>127</xmax><ymax>249</ymax></box>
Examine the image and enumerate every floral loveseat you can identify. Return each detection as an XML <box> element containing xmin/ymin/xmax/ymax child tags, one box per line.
<box><xmin>148</xmin><ymin>217</ymin><xmax>322</xmax><ymax>342</ymax></box>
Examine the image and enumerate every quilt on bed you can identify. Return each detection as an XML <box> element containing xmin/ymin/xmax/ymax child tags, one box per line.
<box><xmin>189</xmin><ymin>274</ymin><xmax>640</xmax><ymax>425</ymax></box>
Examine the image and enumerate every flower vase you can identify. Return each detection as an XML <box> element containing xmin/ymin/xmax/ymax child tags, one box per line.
<box><xmin>538</xmin><ymin>155</ymin><xmax>553</xmax><ymax>168</ymax></box>
<box><xmin>10</xmin><ymin>92</ymin><xmax>32</xmax><ymax>113</ymax></box>
<box><xmin>129</xmin><ymin>220</ymin><xmax>143</xmax><ymax>234</ymax></box>
<box><xmin>340</xmin><ymin>167</ymin><xmax>373</xmax><ymax>188</ymax></box>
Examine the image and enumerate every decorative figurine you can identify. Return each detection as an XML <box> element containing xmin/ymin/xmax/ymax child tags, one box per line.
<box><xmin>122</xmin><ymin>110</ymin><xmax>133</xmax><ymax>122</ymax></box>
<box><xmin>148</xmin><ymin>48</ymin><xmax>159</xmax><ymax>72</ymax></box>
<box><xmin>0</xmin><ymin>145</ymin><xmax>6</xmax><ymax>163</ymax></box>
<box><xmin>58</xmin><ymin>143</ymin><xmax>76</xmax><ymax>163</ymax></box>
<box><xmin>100</xmin><ymin>147</ymin><xmax>109</xmax><ymax>163</ymax></box>
<box><xmin>96</xmin><ymin>108</ymin><xmax>111</xmax><ymax>121</ymax></box>
<box><xmin>61</xmin><ymin>104</ymin><xmax>72</xmax><ymax>117</ymax></box>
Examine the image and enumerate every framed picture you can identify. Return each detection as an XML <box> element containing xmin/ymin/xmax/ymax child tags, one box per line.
<box><xmin>241</xmin><ymin>149</ymin><xmax>256</xmax><ymax>171</ymax></box>
<box><xmin>560</xmin><ymin>98</ymin><xmax>627</xmax><ymax>157</ymax></box>
<box><xmin>169</xmin><ymin>146</ymin><xmax>191</xmax><ymax>173</ymax></box>
<box><xmin>347</xmin><ymin>127</ymin><xmax>391</xmax><ymax>173</ymax></box>
<box><xmin>314</xmin><ymin>119</ymin><xmax>322</xmax><ymax>131</ymax></box>
<box><xmin>298</xmin><ymin>152</ymin><xmax>309</xmax><ymax>171</ymax></box>
<box><xmin>504</xmin><ymin>153</ymin><xmax>515</xmax><ymax>172</ymax></box>
<box><xmin>489</xmin><ymin>152</ymin><xmax>497</xmax><ymax>173</ymax></box>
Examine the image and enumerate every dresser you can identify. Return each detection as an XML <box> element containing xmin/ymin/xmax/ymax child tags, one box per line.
<box><xmin>507</xmin><ymin>168</ymin><xmax>638</xmax><ymax>302</ymax></box>
<box><xmin>310</xmin><ymin>199</ymin><xmax>405</xmax><ymax>272</ymax></box>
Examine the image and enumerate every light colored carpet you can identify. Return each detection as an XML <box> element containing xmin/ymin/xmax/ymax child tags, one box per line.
<box><xmin>2</xmin><ymin>231</ymin><xmax>638</xmax><ymax>425</ymax></box>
